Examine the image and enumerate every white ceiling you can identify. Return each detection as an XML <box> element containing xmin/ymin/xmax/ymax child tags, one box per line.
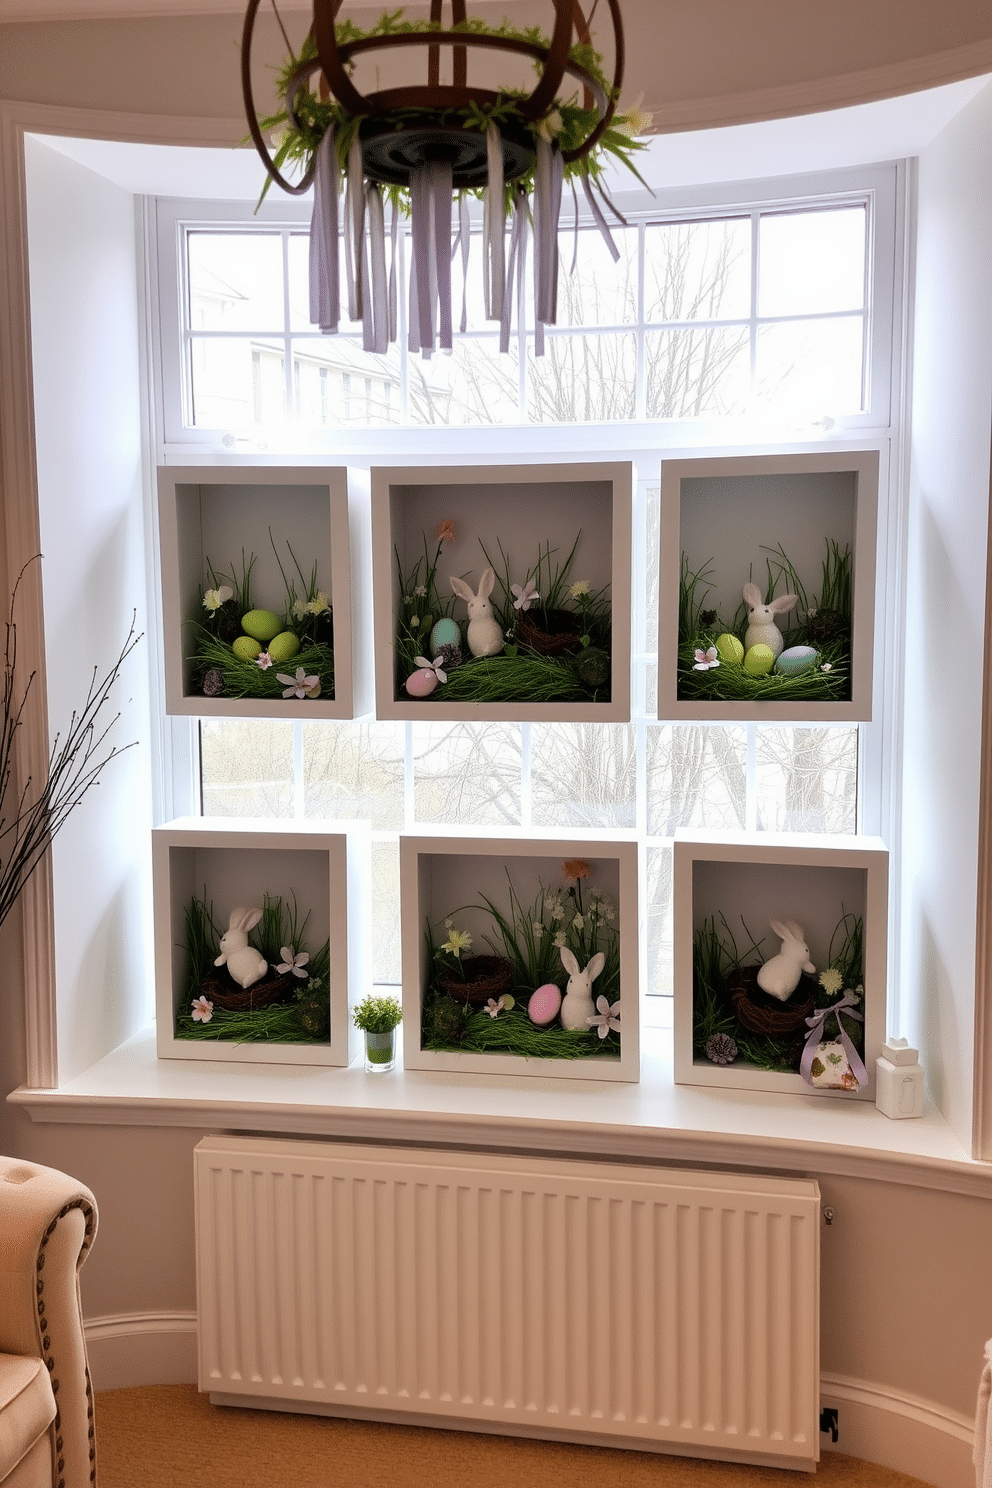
<box><xmin>33</xmin><ymin>72</ymin><xmax>989</xmax><ymax>203</ymax></box>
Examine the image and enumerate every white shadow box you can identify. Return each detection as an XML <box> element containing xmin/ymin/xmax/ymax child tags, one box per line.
<box><xmin>673</xmin><ymin>831</ymin><xmax>888</xmax><ymax>1100</ymax></box>
<box><xmin>371</xmin><ymin>463</ymin><xmax>632</xmax><ymax>721</ymax></box>
<box><xmin>153</xmin><ymin>818</ymin><xmax>369</xmax><ymax>1066</ymax></box>
<box><xmin>400</xmin><ymin>830</ymin><xmax>639</xmax><ymax>1081</ymax></box>
<box><xmin>658</xmin><ymin>450</ymin><xmax>880</xmax><ymax>721</ymax></box>
<box><xmin>158</xmin><ymin>465</ymin><xmax>368</xmax><ymax>719</ymax></box>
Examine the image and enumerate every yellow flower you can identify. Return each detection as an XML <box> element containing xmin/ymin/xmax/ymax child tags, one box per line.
<box><xmin>613</xmin><ymin>93</ymin><xmax>653</xmax><ymax>139</ymax></box>
<box><xmin>441</xmin><ymin>928</ymin><xmax>472</xmax><ymax>957</ymax></box>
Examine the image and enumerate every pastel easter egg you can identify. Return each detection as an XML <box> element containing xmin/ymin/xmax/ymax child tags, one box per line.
<box><xmin>241</xmin><ymin>608</ymin><xmax>282</xmax><ymax>643</ymax></box>
<box><xmin>431</xmin><ymin>617</ymin><xmax>460</xmax><ymax>652</ymax></box>
<box><xmin>404</xmin><ymin>668</ymin><xmax>437</xmax><ymax>699</ymax></box>
<box><xmin>715</xmin><ymin>632</ymin><xmax>744</xmax><ymax>665</ymax></box>
<box><xmin>775</xmin><ymin>644</ymin><xmax>819</xmax><ymax>677</ymax></box>
<box><xmin>232</xmin><ymin>635</ymin><xmax>261</xmax><ymax>661</ymax></box>
<box><xmin>743</xmin><ymin>643</ymin><xmax>775</xmax><ymax>677</ymax></box>
<box><xmin>528</xmin><ymin>982</ymin><xmax>562</xmax><ymax>1026</ymax></box>
<box><xmin>267</xmin><ymin>630</ymin><xmax>300</xmax><ymax>664</ymax></box>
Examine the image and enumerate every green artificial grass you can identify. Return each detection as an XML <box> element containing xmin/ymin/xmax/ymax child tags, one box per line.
<box><xmin>175</xmin><ymin>1000</ymin><xmax>328</xmax><ymax>1044</ymax></box>
<box><xmin>190</xmin><ymin>630</ymin><xmax>334</xmax><ymax>701</ymax></box>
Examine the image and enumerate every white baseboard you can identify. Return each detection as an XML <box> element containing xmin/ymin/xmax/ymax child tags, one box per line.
<box><xmin>84</xmin><ymin>1311</ymin><xmax>198</xmax><ymax>1391</ymax></box>
<box><xmin>821</xmin><ymin>1372</ymin><xmax>975</xmax><ymax>1488</ymax></box>
<box><xmin>81</xmin><ymin>1322</ymin><xmax>977</xmax><ymax>1487</ymax></box>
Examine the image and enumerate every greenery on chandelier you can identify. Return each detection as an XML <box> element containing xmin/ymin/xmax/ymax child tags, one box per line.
<box><xmin>260</xmin><ymin>9</ymin><xmax>650</xmax><ymax>208</ymax></box>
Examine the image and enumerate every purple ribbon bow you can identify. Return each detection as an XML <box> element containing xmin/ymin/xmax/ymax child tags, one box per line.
<box><xmin>799</xmin><ymin>992</ymin><xmax>868</xmax><ymax>1089</ymax></box>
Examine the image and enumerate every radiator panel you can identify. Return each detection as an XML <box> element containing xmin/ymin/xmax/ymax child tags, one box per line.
<box><xmin>195</xmin><ymin>1136</ymin><xmax>820</xmax><ymax>1466</ymax></box>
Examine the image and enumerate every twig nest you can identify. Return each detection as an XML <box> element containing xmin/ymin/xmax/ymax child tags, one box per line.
<box><xmin>241</xmin><ymin>608</ymin><xmax>282</xmax><ymax>643</ymax></box>
<box><xmin>728</xmin><ymin>965</ymin><xmax>815</xmax><ymax>1035</ymax></box>
<box><xmin>438</xmin><ymin>955</ymin><xmax>514</xmax><ymax>1007</ymax></box>
<box><xmin>574</xmin><ymin>646</ymin><xmax>610</xmax><ymax>689</ymax></box>
<box><xmin>715</xmin><ymin>633</ymin><xmax>744</xmax><ymax>665</ymax></box>
<box><xmin>233</xmin><ymin>635</ymin><xmax>262</xmax><ymax>661</ymax></box>
<box><xmin>202</xmin><ymin>667</ymin><xmax>225</xmax><ymax>697</ymax></box>
<box><xmin>518</xmin><ymin>608</ymin><xmax>583</xmax><ymax>656</ymax></box>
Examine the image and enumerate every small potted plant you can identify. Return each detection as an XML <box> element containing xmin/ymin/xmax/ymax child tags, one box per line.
<box><xmin>353</xmin><ymin>993</ymin><xmax>403</xmax><ymax>1073</ymax></box>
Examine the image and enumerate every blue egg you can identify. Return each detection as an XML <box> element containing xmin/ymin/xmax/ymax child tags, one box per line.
<box><xmin>775</xmin><ymin>645</ymin><xmax>819</xmax><ymax>677</ymax></box>
<box><xmin>430</xmin><ymin>617</ymin><xmax>461</xmax><ymax>652</ymax></box>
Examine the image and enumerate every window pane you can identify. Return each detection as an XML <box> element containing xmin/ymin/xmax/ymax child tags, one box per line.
<box><xmin>408</xmin><ymin>338</ymin><xmax>521</xmax><ymax>426</ymax></box>
<box><xmin>287</xmin><ymin>232</ymin><xmax>361</xmax><ymax>334</ymax></box>
<box><xmin>759</xmin><ymin>207</ymin><xmax>866</xmax><ymax>317</ymax></box>
<box><xmin>413</xmin><ymin>722</ymin><xmax>522</xmax><ymax>825</ymax></box>
<box><xmin>187</xmin><ymin>232</ymin><xmax>284</xmax><ymax>331</ymax></box>
<box><xmin>755</xmin><ymin>316</ymin><xmax>864</xmax><ymax>416</ymax></box>
<box><xmin>646</xmin><ymin>844</ymin><xmax>673</xmax><ymax>1001</ymax></box>
<box><xmin>527</xmin><ymin>333</ymin><xmax>636</xmax><ymax>422</ymax></box>
<box><xmin>200</xmin><ymin>720</ymin><xmax>294</xmax><ymax>818</ymax></box>
<box><xmin>531</xmin><ymin>722</ymin><xmax>636</xmax><ymax>828</ymax></box>
<box><xmin>551</xmin><ymin>226</ymin><xmax>638</xmax><ymax>327</ymax></box>
<box><xmin>372</xmin><ymin>839</ymin><xmax>402</xmax><ymax>984</ymax></box>
<box><xmin>291</xmin><ymin>338</ymin><xmax>402</xmax><ymax>428</ymax></box>
<box><xmin>189</xmin><ymin>337</ymin><xmax>277</xmax><ymax>429</ymax></box>
<box><xmin>644</xmin><ymin>327</ymin><xmax>749</xmax><ymax>419</ymax></box>
<box><xmin>645</xmin><ymin>218</ymin><xmax>751</xmax><ymax>322</ymax></box>
<box><xmin>302</xmin><ymin>721</ymin><xmax>405</xmax><ymax>830</ymax></box>
<box><xmin>756</xmin><ymin>726</ymin><xmax>858</xmax><ymax>833</ymax></box>
<box><xmin>647</xmin><ymin>725</ymin><xmax>747</xmax><ymax>833</ymax></box>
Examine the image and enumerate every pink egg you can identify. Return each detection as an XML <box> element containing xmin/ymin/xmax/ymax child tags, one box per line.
<box><xmin>528</xmin><ymin>982</ymin><xmax>562</xmax><ymax>1026</ymax></box>
<box><xmin>405</xmin><ymin>668</ymin><xmax>437</xmax><ymax>698</ymax></box>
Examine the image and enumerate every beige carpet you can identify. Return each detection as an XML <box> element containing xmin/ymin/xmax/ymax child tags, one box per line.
<box><xmin>95</xmin><ymin>1385</ymin><xmax>934</xmax><ymax>1488</ymax></box>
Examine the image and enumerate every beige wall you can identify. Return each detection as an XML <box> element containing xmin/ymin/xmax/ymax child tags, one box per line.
<box><xmin>2</xmin><ymin>4</ymin><xmax>992</xmax><ymax>1473</ymax></box>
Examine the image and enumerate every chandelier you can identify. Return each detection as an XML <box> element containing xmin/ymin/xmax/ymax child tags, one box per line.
<box><xmin>241</xmin><ymin>1</ymin><xmax>647</xmax><ymax>356</ymax></box>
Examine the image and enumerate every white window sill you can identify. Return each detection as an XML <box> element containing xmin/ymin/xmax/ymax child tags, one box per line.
<box><xmin>8</xmin><ymin>1023</ymin><xmax>987</xmax><ymax>1196</ymax></box>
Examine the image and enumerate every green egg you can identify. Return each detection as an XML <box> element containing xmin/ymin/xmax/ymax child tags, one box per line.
<box><xmin>431</xmin><ymin>617</ymin><xmax>461</xmax><ymax>652</ymax></box>
<box><xmin>715</xmin><ymin>632</ymin><xmax>744</xmax><ymax>665</ymax></box>
<box><xmin>241</xmin><ymin>608</ymin><xmax>282</xmax><ymax>643</ymax></box>
<box><xmin>743</xmin><ymin>643</ymin><xmax>775</xmax><ymax>677</ymax></box>
<box><xmin>268</xmin><ymin>631</ymin><xmax>300</xmax><ymax>664</ymax></box>
<box><xmin>232</xmin><ymin>635</ymin><xmax>261</xmax><ymax>661</ymax></box>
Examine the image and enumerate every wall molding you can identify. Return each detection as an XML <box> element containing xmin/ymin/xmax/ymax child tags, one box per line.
<box><xmin>821</xmin><ymin>1371</ymin><xmax>975</xmax><ymax>1488</ymax></box>
<box><xmin>84</xmin><ymin>1310</ymin><xmax>198</xmax><ymax>1392</ymax></box>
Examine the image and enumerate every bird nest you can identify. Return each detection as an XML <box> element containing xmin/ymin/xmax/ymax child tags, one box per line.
<box><xmin>727</xmin><ymin>965</ymin><xmax>816</xmax><ymax>1036</ymax></box>
<box><xmin>200</xmin><ymin>966</ymin><xmax>298</xmax><ymax>1013</ymax></box>
<box><xmin>438</xmin><ymin>955</ymin><xmax>514</xmax><ymax>1008</ymax></box>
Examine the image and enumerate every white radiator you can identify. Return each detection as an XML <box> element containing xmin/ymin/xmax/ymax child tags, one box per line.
<box><xmin>194</xmin><ymin>1135</ymin><xmax>820</xmax><ymax>1471</ymax></box>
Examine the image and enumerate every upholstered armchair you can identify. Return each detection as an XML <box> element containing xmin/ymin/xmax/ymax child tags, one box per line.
<box><xmin>0</xmin><ymin>1158</ymin><xmax>98</xmax><ymax>1488</ymax></box>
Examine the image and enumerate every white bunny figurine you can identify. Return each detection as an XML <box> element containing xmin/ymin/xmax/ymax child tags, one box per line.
<box><xmin>214</xmin><ymin>906</ymin><xmax>268</xmax><ymax>989</ymax></box>
<box><xmin>742</xmin><ymin>582</ymin><xmax>798</xmax><ymax>661</ymax></box>
<box><xmin>559</xmin><ymin>946</ymin><xmax>606</xmax><ymax>1030</ymax></box>
<box><xmin>756</xmin><ymin>919</ymin><xmax>815</xmax><ymax>1001</ymax></box>
<box><xmin>449</xmin><ymin>568</ymin><xmax>504</xmax><ymax>657</ymax></box>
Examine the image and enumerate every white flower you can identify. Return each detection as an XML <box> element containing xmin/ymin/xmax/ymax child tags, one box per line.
<box><xmin>202</xmin><ymin>585</ymin><xmax>233</xmax><ymax>612</ymax></box>
<box><xmin>484</xmin><ymin>996</ymin><xmax>506</xmax><ymax>1019</ymax></box>
<box><xmin>693</xmin><ymin>646</ymin><xmax>720</xmax><ymax>670</ymax></box>
<box><xmin>587</xmin><ymin>994</ymin><xmax>621</xmax><ymax>1039</ymax></box>
<box><xmin>191</xmin><ymin>995</ymin><xmax>214</xmax><ymax>1023</ymax></box>
<box><xmin>276</xmin><ymin>946</ymin><xmax>310</xmax><ymax>978</ymax></box>
<box><xmin>819</xmin><ymin>967</ymin><xmax>843</xmax><ymax>996</ymax></box>
<box><xmin>278</xmin><ymin>667</ymin><xmax>320</xmax><ymax>699</ymax></box>
<box><xmin>531</xmin><ymin>921</ymin><xmax>544</xmax><ymax>938</ymax></box>
<box><xmin>821</xmin><ymin>662</ymin><xmax>833</xmax><ymax>672</ymax></box>
<box><xmin>572</xmin><ymin>913</ymin><xmax>585</xmax><ymax>930</ymax></box>
<box><xmin>511</xmin><ymin>579</ymin><xmax>540</xmax><ymax>611</ymax></box>
<box><xmin>549</xmin><ymin>899</ymin><xmax>565</xmax><ymax>921</ymax></box>
<box><xmin>444</xmin><ymin>917</ymin><xmax>454</xmax><ymax>931</ymax></box>
<box><xmin>306</xmin><ymin>592</ymin><xmax>329</xmax><ymax>615</ymax></box>
<box><xmin>292</xmin><ymin>598</ymin><xmax>308</xmax><ymax>619</ymax></box>
<box><xmin>414</xmin><ymin>585</ymin><xmax>427</xmax><ymax>598</ymax></box>
<box><xmin>536</xmin><ymin>108</ymin><xmax>563</xmax><ymax>142</ymax></box>
<box><xmin>553</xmin><ymin>930</ymin><xmax>566</xmax><ymax>949</ymax></box>
<box><xmin>569</xmin><ymin>580</ymin><xmax>591</xmax><ymax>600</ymax></box>
<box><xmin>270</xmin><ymin>122</ymin><xmax>290</xmax><ymax>151</ymax></box>
<box><xmin>415</xmin><ymin>654</ymin><xmax>448</xmax><ymax>684</ymax></box>
<box><xmin>613</xmin><ymin>93</ymin><xmax>653</xmax><ymax>138</ymax></box>
<box><xmin>256</xmin><ymin>651</ymin><xmax>273</xmax><ymax>670</ymax></box>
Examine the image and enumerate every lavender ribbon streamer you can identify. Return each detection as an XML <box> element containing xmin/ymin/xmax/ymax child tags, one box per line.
<box><xmin>799</xmin><ymin>993</ymin><xmax>868</xmax><ymax>1089</ymax></box>
<box><xmin>363</xmin><ymin>183</ymin><xmax>388</xmax><ymax>354</ymax></box>
<box><xmin>388</xmin><ymin>201</ymin><xmax>399</xmax><ymax>344</ymax></box>
<box><xmin>409</xmin><ymin>164</ymin><xmax>433</xmax><ymax>354</ymax></box>
<box><xmin>483</xmin><ymin>121</ymin><xmax>505</xmax><ymax>322</ymax></box>
<box><xmin>432</xmin><ymin>160</ymin><xmax>453</xmax><ymax>352</ymax></box>
<box><xmin>455</xmin><ymin>193</ymin><xmax>471</xmax><ymax>334</ymax></box>
<box><xmin>344</xmin><ymin>133</ymin><xmax>365</xmax><ymax>322</ymax></box>
<box><xmin>500</xmin><ymin>189</ymin><xmax>529</xmax><ymax>353</ymax></box>
<box><xmin>308</xmin><ymin>127</ymin><xmax>339</xmax><ymax>333</ymax></box>
<box><xmin>533</xmin><ymin>137</ymin><xmax>563</xmax><ymax>330</ymax></box>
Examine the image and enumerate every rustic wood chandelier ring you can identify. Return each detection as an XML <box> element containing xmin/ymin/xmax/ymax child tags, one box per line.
<box><xmin>242</xmin><ymin>0</ymin><xmax>625</xmax><ymax>194</ymax></box>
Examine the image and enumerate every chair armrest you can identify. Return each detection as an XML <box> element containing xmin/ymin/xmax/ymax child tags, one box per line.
<box><xmin>0</xmin><ymin>1158</ymin><xmax>98</xmax><ymax>1488</ymax></box>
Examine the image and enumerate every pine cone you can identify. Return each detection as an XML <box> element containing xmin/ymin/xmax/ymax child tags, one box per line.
<box><xmin>437</xmin><ymin>642</ymin><xmax>463</xmax><ymax>671</ymax></box>
<box><xmin>202</xmin><ymin>667</ymin><xmax>225</xmax><ymax>697</ymax></box>
<box><xmin>705</xmin><ymin>1032</ymin><xmax>738</xmax><ymax>1065</ymax></box>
